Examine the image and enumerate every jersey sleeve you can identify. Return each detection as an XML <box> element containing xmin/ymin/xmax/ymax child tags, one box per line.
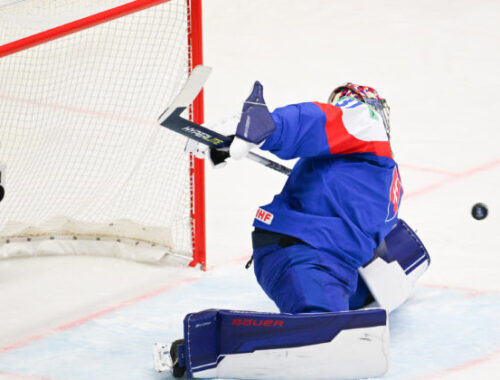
<box><xmin>260</xmin><ymin>100</ymin><xmax>393</xmax><ymax>160</ymax></box>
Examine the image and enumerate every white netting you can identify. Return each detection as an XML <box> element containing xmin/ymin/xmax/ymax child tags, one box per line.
<box><xmin>0</xmin><ymin>0</ymin><xmax>196</xmax><ymax>261</ymax></box>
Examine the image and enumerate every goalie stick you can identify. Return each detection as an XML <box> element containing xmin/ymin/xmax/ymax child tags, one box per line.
<box><xmin>159</xmin><ymin>65</ymin><xmax>292</xmax><ymax>176</ymax></box>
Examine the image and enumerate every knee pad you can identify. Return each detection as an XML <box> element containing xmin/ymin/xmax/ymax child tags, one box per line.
<box><xmin>254</xmin><ymin>243</ymin><xmax>356</xmax><ymax>313</ymax></box>
<box><xmin>358</xmin><ymin>219</ymin><xmax>430</xmax><ymax>312</ymax></box>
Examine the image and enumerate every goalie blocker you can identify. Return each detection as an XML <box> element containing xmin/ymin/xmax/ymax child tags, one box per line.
<box><xmin>154</xmin><ymin>308</ymin><xmax>389</xmax><ymax>379</ymax></box>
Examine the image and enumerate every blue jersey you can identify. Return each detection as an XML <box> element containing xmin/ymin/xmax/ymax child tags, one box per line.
<box><xmin>253</xmin><ymin>98</ymin><xmax>402</xmax><ymax>268</ymax></box>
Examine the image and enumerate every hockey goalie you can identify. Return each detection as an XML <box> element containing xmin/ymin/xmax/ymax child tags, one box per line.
<box><xmin>154</xmin><ymin>71</ymin><xmax>430</xmax><ymax>379</ymax></box>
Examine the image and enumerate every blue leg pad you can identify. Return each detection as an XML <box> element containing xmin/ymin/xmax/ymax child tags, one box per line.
<box><xmin>374</xmin><ymin>218</ymin><xmax>430</xmax><ymax>274</ymax></box>
<box><xmin>359</xmin><ymin>219</ymin><xmax>430</xmax><ymax>311</ymax></box>
<box><xmin>181</xmin><ymin>308</ymin><xmax>388</xmax><ymax>379</ymax></box>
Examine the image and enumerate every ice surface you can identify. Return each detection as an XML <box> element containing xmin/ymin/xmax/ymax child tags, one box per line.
<box><xmin>1</xmin><ymin>0</ymin><xmax>500</xmax><ymax>379</ymax></box>
<box><xmin>0</xmin><ymin>265</ymin><xmax>498</xmax><ymax>379</ymax></box>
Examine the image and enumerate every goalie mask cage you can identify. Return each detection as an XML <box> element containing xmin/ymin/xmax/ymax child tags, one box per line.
<box><xmin>0</xmin><ymin>0</ymin><xmax>206</xmax><ymax>269</ymax></box>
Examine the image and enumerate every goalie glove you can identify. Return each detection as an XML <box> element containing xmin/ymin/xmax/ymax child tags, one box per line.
<box><xmin>187</xmin><ymin>114</ymin><xmax>240</xmax><ymax>169</ymax></box>
<box><xmin>185</xmin><ymin>139</ymin><xmax>230</xmax><ymax>169</ymax></box>
<box><xmin>230</xmin><ymin>81</ymin><xmax>276</xmax><ymax>160</ymax></box>
<box><xmin>209</xmin><ymin>147</ymin><xmax>230</xmax><ymax>169</ymax></box>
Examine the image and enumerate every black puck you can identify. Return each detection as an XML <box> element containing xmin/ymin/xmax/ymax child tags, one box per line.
<box><xmin>471</xmin><ymin>203</ymin><xmax>488</xmax><ymax>220</ymax></box>
<box><xmin>0</xmin><ymin>185</ymin><xmax>4</xmax><ymax>202</ymax></box>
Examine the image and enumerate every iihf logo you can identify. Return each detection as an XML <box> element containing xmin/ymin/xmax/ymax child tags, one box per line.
<box><xmin>255</xmin><ymin>208</ymin><xmax>274</xmax><ymax>225</ymax></box>
<box><xmin>386</xmin><ymin>166</ymin><xmax>402</xmax><ymax>222</ymax></box>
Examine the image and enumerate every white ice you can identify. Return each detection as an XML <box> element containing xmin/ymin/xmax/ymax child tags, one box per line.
<box><xmin>1</xmin><ymin>0</ymin><xmax>500</xmax><ymax>379</ymax></box>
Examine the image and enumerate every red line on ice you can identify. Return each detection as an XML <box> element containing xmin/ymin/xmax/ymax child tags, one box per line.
<box><xmin>404</xmin><ymin>158</ymin><xmax>500</xmax><ymax>199</ymax></box>
<box><xmin>413</xmin><ymin>349</ymin><xmax>500</xmax><ymax>380</ymax></box>
<box><xmin>421</xmin><ymin>282</ymin><xmax>500</xmax><ymax>296</ymax></box>
<box><xmin>399</xmin><ymin>163</ymin><xmax>456</xmax><ymax>176</ymax></box>
<box><xmin>0</xmin><ymin>94</ymin><xmax>155</xmax><ymax>125</ymax></box>
<box><xmin>0</xmin><ymin>372</ymin><xmax>59</xmax><ymax>380</ymax></box>
<box><xmin>0</xmin><ymin>277</ymin><xmax>197</xmax><ymax>353</ymax></box>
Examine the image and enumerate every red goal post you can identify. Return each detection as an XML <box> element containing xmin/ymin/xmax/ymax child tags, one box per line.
<box><xmin>0</xmin><ymin>0</ymin><xmax>206</xmax><ymax>269</ymax></box>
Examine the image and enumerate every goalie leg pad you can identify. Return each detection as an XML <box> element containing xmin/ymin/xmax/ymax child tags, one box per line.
<box><xmin>180</xmin><ymin>308</ymin><xmax>389</xmax><ymax>379</ymax></box>
<box><xmin>359</xmin><ymin>219</ymin><xmax>430</xmax><ymax>312</ymax></box>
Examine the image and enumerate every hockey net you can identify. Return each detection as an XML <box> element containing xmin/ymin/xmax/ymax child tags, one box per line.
<box><xmin>0</xmin><ymin>0</ymin><xmax>206</xmax><ymax>267</ymax></box>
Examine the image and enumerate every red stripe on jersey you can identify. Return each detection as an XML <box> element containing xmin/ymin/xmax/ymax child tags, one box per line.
<box><xmin>313</xmin><ymin>102</ymin><xmax>393</xmax><ymax>159</ymax></box>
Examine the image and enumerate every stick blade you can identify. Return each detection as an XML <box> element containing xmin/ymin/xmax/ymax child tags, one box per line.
<box><xmin>158</xmin><ymin>65</ymin><xmax>212</xmax><ymax>123</ymax></box>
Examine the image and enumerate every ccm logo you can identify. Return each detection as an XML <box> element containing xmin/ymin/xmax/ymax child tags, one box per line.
<box><xmin>232</xmin><ymin>319</ymin><xmax>284</xmax><ymax>327</ymax></box>
<box><xmin>255</xmin><ymin>208</ymin><xmax>273</xmax><ymax>225</ymax></box>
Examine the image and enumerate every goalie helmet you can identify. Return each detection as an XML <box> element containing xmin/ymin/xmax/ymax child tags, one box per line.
<box><xmin>328</xmin><ymin>83</ymin><xmax>391</xmax><ymax>136</ymax></box>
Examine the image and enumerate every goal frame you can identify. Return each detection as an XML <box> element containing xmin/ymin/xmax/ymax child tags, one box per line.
<box><xmin>0</xmin><ymin>0</ymin><xmax>206</xmax><ymax>269</ymax></box>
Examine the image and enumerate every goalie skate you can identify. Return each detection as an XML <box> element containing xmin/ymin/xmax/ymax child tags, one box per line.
<box><xmin>153</xmin><ymin>340</ymin><xmax>186</xmax><ymax>377</ymax></box>
<box><xmin>152</xmin><ymin>342</ymin><xmax>172</xmax><ymax>373</ymax></box>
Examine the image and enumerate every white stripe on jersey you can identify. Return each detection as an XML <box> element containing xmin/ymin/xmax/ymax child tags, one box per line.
<box><xmin>337</xmin><ymin>99</ymin><xmax>388</xmax><ymax>142</ymax></box>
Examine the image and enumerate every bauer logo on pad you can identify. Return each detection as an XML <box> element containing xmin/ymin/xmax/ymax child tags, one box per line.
<box><xmin>255</xmin><ymin>208</ymin><xmax>274</xmax><ymax>225</ymax></box>
<box><xmin>231</xmin><ymin>318</ymin><xmax>284</xmax><ymax>327</ymax></box>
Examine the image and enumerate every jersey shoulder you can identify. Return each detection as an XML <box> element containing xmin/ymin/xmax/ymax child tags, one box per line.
<box><xmin>319</xmin><ymin>97</ymin><xmax>388</xmax><ymax>142</ymax></box>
